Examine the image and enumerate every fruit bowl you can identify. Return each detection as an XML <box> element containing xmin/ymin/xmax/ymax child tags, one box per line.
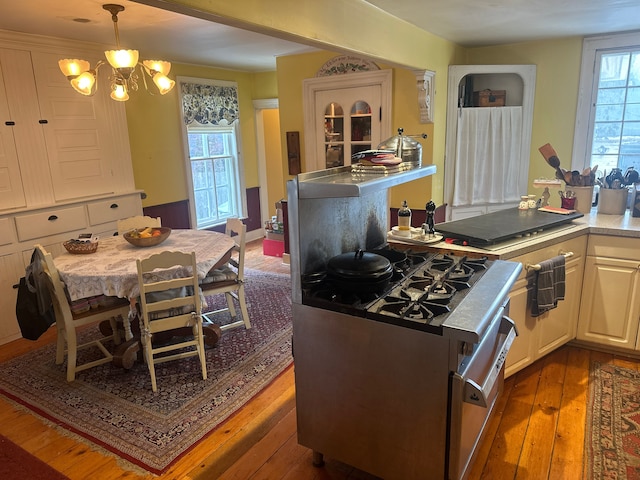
<box><xmin>123</xmin><ymin>227</ymin><xmax>171</xmax><ymax>247</ymax></box>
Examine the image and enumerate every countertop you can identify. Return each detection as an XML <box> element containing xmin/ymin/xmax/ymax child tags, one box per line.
<box><xmin>391</xmin><ymin>208</ymin><xmax>640</xmax><ymax>260</ymax></box>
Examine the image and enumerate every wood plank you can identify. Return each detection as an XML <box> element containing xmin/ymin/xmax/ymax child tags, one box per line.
<box><xmin>478</xmin><ymin>358</ymin><xmax>543</xmax><ymax>478</ymax></box>
<box><xmin>549</xmin><ymin>346</ymin><xmax>590</xmax><ymax>479</ymax></box>
<box><xmin>516</xmin><ymin>347</ymin><xmax>568</xmax><ymax>479</ymax></box>
<box><xmin>466</xmin><ymin>374</ymin><xmax>515</xmax><ymax>478</ymax></box>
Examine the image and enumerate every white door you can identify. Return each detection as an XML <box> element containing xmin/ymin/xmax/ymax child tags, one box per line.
<box><xmin>303</xmin><ymin>70</ymin><xmax>392</xmax><ymax>172</ymax></box>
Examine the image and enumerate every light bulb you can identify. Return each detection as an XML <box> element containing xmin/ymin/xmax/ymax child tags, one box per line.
<box><xmin>110</xmin><ymin>83</ymin><xmax>129</xmax><ymax>101</ymax></box>
<box><xmin>59</xmin><ymin>59</ymin><xmax>90</xmax><ymax>78</ymax></box>
<box><xmin>104</xmin><ymin>49</ymin><xmax>139</xmax><ymax>70</ymax></box>
<box><xmin>153</xmin><ymin>73</ymin><xmax>175</xmax><ymax>95</ymax></box>
<box><xmin>70</xmin><ymin>71</ymin><xmax>96</xmax><ymax>95</ymax></box>
<box><xmin>143</xmin><ymin>60</ymin><xmax>171</xmax><ymax>76</ymax></box>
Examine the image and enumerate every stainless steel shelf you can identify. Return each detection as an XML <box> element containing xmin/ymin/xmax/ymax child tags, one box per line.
<box><xmin>297</xmin><ymin>164</ymin><xmax>437</xmax><ymax>198</ymax></box>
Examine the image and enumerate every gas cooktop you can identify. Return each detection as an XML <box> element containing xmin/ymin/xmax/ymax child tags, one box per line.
<box><xmin>302</xmin><ymin>251</ymin><xmax>491</xmax><ymax>334</ymax></box>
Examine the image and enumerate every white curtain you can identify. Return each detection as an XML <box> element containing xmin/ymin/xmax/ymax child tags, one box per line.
<box><xmin>453</xmin><ymin>106</ymin><xmax>523</xmax><ymax>206</ymax></box>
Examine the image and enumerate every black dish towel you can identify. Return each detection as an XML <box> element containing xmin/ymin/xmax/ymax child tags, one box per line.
<box><xmin>531</xmin><ymin>255</ymin><xmax>566</xmax><ymax>317</ymax></box>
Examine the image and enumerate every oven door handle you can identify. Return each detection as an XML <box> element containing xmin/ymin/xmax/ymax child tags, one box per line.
<box><xmin>463</xmin><ymin>315</ymin><xmax>517</xmax><ymax>408</ymax></box>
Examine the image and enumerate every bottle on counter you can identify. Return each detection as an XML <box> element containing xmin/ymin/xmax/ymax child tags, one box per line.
<box><xmin>398</xmin><ymin>200</ymin><xmax>412</xmax><ymax>230</ymax></box>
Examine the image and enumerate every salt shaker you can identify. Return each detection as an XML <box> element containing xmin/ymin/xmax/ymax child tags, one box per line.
<box><xmin>519</xmin><ymin>195</ymin><xmax>529</xmax><ymax>210</ymax></box>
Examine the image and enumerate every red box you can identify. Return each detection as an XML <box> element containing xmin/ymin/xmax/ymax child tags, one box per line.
<box><xmin>263</xmin><ymin>238</ymin><xmax>284</xmax><ymax>257</ymax></box>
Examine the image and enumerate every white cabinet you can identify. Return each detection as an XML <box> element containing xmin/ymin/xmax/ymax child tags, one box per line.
<box><xmin>505</xmin><ymin>234</ymin><xmax>587</xmax><ymax>377</ymax></box>
<box><xmin>303</xmin><ymin>70</ymin><xmax>392</xmax><ymax>172</ymax></box>
<box><xmin>576</xmin><ymin>235</ymin><xmax>640</xmax><ymax>350</ymax></box>
<box><xmin>0</xmin><ymin>37</ymin><xmax>135</xmax><ymax>210</ymax></box>
<box><xmin>0</xmin><ymin>192</ymin><xmax>142</xmax><ymax>345</ymax></box>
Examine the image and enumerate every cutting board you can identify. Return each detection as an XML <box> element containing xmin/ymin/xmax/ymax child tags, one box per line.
<box><xmin>435</xmin><ymin>208</ymin><xmax>584</xmax><ymax>246</ymax></box>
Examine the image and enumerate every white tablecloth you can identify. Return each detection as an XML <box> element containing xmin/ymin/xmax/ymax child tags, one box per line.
<box><xmin>54</xmin><ymin>229</ymin><xmax>235</xmax><ymax>301</ymax></box>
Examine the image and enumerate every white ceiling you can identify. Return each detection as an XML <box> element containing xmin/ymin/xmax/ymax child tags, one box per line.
<box><xmin>0</xmin><ymin>0</ymin><xmax>639</xmax><ymax>71</ymax></box>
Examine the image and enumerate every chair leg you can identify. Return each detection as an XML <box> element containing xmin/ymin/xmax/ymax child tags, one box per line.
<box><xmin>55</xmin><ymin>324</ymin><xmax>66</xmax><ymax>365</ymax></box>
<box><xmin>66</xmin><ymin>329</ymin><xmax>78</xmax><ymax>382</ymax></box>
<box><xmin>194</xmin><ymin>322</ymin><xmax>207</xmax><ymax>381</ymax></box>
<box><xmin>109</xmin><ymin>315</ymin><xmax>122</xmax><ymax>345</ymax></box>
<box><xmin>237</xmin><ymin>284</ymin><xmax>251</xmax><ymax>329</ymax></box>
<box><xmin>141</xmin><ymin>333</ymin><xmax>158</xmax><ymax>392</ymax></box>
<box><xmin>225</xmin><ymin>292</ymin><xmax>237</xmax><ymax>319</ymax></box>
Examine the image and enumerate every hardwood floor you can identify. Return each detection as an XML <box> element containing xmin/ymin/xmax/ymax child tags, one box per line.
<box><xmin>0</xmin><ymin>240</ymin><xmax>637</xmax><ymax>479</ymax></box>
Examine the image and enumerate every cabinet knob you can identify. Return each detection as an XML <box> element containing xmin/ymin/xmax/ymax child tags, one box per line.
<box><xmin>110</xmin><ymin>203</ymin><xmax>119</xmax><ymax>209</ymax></box>
<box><xmin>39</xmin><ymin>119</ymin><xmax>48</xmax><ymax>124</ymax></box>
<box><xmin>47</xmin><ymin>215</ymin><xmax>58</xmax><ymax>221</ymax></box>
<box><xmin>5</xmin><ymin>121</ymin><xmax>15</xmax><ymax>126</ymax></box>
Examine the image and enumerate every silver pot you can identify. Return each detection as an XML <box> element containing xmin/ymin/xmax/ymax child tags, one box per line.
<box><xmin>378</xmin><ymin>128</ymin><xmax>426</xmax><ymax>165</ymax></box>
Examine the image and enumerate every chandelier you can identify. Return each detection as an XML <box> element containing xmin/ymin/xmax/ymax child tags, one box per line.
<box><xmin>58</xmin><ymin>4</ymin><xmax>175</xmax><ymax>102</ymax></box>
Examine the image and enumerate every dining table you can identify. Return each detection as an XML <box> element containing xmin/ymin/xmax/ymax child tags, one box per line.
<box><xmin>53</xmin><ymin>229</ymin><xmax>236</xmax><ymax>367</ymax></box>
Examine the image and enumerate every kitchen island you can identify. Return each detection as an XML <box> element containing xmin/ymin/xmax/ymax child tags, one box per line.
<box><xmin>391</xmin><ymin>207</ymin><xmax>640</xmax><ymax>376</ymax></box>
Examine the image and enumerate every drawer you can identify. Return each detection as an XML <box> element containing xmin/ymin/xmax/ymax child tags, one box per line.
<box><xmin>87</xmin><ymin>195</ymin><xmax>142</xmax><ymax>226</ymax></box>
<box><xmin>511</xmin><ymin>234</ymin><xmax>588</xmax><ymax>280</ymax></box>
<box><xmin>15</xmin><ymin>206</ymin><xmax>87</xmax><ymax>242</ymax></box>
<box><xmin>587</xmin><ymin>234</ymin><xmax>640</xmax><ymax>261</ymax></box>
<box><xmin>0</xmin><ymin>218</ymin><xmax>14</xmax><ymax>246</ymax></box>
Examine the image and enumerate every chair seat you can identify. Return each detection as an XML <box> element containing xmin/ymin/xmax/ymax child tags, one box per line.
<box><xmin>201</xmin><ymin>265</ymin><xmax>238</xmax><ymax>284</ymax></box>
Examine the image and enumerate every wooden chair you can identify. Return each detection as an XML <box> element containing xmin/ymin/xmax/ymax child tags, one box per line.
<box><xmin>200</xmin><ymin>218</ymin><xmax>251</xmax><ymax>331</ymax></box>
<box><xmin>33</xmin><ymin>244</ymin><xmax>130</xmax><ymax>382</ymax></box>
<box><xmin>117</xmin><ymin>215</ymin><xmax>161</xmax><ymax>235</ymax></box>
<box><xmin>136</xmin><ymin>250</ymin><xmax>207</xmax><ymax>392</ymax></box>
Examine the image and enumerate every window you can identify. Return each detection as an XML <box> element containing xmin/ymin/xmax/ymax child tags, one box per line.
<box><xmin>178</xmin><ymin>77</ymin><xmax>246</xmax><ymax>229</ymax></box>
<box><xmin>573</xmin><ymin>32</ymin><xmax>640</xmax><ymax>175</ymax></box>
<box><xmin>187</xmin><ymin>124</ymin><xmax>241</xmax><ymax>229</ymax></box>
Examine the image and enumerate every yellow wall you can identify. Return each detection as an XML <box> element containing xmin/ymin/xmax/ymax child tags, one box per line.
<box><xmin>126</xmin><ymin>0</ymin><xmax>587</xmax><ymax>217</ymax></box>
<box><xmin>125</xmin><ymin>63</ymin><xmax>267</xmax><ymax>207</ymax></box>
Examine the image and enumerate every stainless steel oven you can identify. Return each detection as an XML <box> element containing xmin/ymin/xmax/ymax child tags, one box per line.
<box><xmin>287</xmin><ymin>165</ymin><xmax>521</xmax><ymax>480</ymax></box>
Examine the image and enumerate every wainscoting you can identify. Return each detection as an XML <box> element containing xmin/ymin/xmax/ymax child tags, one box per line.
<box><xmin>143</xmin><ymin>186</ymin><xmax>263</xmax><ymax>234</ymax></box>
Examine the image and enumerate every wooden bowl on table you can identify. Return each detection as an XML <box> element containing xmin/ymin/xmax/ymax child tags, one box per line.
<box><xmin>123</xmin><ymin>227</ymin><xmax>172</xmax><ymax>247</ymax></box>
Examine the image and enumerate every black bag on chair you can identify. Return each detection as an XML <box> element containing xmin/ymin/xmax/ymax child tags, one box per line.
<box><xmin>14</xmin><ymin>250</ymin><xmax>55</xmax><ymax>341</ymax></box>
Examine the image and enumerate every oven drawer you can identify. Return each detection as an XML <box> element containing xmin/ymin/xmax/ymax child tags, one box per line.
<box><xmin>448</xmin><ymin>311</ymin><xmax>516</xmax><ymax>480</ymax></box>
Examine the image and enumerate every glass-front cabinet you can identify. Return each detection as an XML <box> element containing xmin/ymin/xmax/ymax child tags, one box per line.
<box><xmin>303</xmin><ymin>70</ymin><xmax>392</xmax><ymax>172</ymax></box>
<box><xmin>323</xmin><ymin>100</ymin><xmax>373</xmax><ymax>168</ymax></box>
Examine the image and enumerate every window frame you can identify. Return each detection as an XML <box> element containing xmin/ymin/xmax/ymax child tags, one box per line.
<box><xmin>572</xmin><ymin>31</ymin><xmax>640</xmax><ymax>172</ymax></box>
<box><xmin>177</xmin><ymin>76</ymin><xmax>247</xmax><ymax>230</ymax></box>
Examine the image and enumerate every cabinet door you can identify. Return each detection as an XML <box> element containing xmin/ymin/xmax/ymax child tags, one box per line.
<box><xmin>315</xmin><ymin>85</ymin><xmax>380</xmax><ymax>169</ymax></box>
<box><xmin>303</xmin><ymin>70</ymin><xmax>392</xmax><ymax>172</ymax></box>
<box><xmin>577</xmin><ymin>256</ymin><xmax>640</xmax><ymax>349</ymax></box>
<box><xmin>0</xmin><ymin>48</ymin><xmax>54</xmax><ymax>207</ymax></box>
<box><xmin>0</xmin><ymin>252</ymin><xmax>28</xmax><ymax>344</ymax></box>
<box><xmin>30</xmin><ymin>51</ymin><xmax>123</xmax><ymax>202</ymax></box>
<box><xmin>536</xmin><ymin>255</ymin><xmax>583</xmax><ymax>356</ymax></box>
<box><xmin>0</xmin><ymin>54</ymin><xmax>26</xmax><ymax>209</ymax></box>
<box><xmin>505</xmin><ymin>275</ymin><xmax>536</xmax><ymax>375</ymax></box>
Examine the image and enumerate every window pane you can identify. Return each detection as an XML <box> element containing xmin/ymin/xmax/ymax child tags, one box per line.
<box><xmin>590</xmin><ymin>48</ymin><xmax>640</xmax><ymax>172</ymax></box>
<box><xmin>185</xmin><ymin>126</ymin><xmax>241</xmax><ymax>229</ymax></box>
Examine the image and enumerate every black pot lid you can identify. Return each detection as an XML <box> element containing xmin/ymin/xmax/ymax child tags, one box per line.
<box><xmin>327</xmin><ymin>250</ymin><xmax>392</xmax><ymax>278</ymax></box>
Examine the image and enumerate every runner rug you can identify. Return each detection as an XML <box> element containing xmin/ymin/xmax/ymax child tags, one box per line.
<box><xmin>586</xmin><ymin>362</ymin><xmax>640</xmax><ymax>479</ymax></box>
<box><xmin>0</xmin><ymin>269</ymin><xmax>292</xmax><ymax>475</ymax></box>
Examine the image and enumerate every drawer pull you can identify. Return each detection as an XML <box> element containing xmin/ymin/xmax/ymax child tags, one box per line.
<box><xmin>48</xmin><ymin>215</ymin><xmax>58</xmax><ymax>221</ymax></box>
<box><xmin>39</xmin><ymin>119</ymin><xmax>48</xmax><ymax>124</ymax></box>
<box><xmin>110</xmin><ymin>203</ymin><xmax>119</xmax><ymax>209</ymax></box>
<box><xmin>526</xmin><ymin>251</ymin><xmax>573</xmax><ymax>271</ymax></box>
<box><xmin>5</xmin><ymin>121</ymin><xmax>15</xmax><ymax>126</ymax></box>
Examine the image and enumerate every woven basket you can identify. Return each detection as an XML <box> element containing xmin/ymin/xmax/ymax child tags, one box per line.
<box><xmin>63</xmin><ymin>240</ymin><xmax>98</xmax><ymax>255</ymax></box>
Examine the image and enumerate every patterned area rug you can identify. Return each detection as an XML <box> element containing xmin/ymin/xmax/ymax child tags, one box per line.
<box><xmin>0</xmin><ymin>269</ymin><xmax>292</xmax><ymax>475</ymax></box>
<box><xmin>586</xmin><ymin>362</ymin><xmax>640</xmax><ymax>479</ymax></box>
